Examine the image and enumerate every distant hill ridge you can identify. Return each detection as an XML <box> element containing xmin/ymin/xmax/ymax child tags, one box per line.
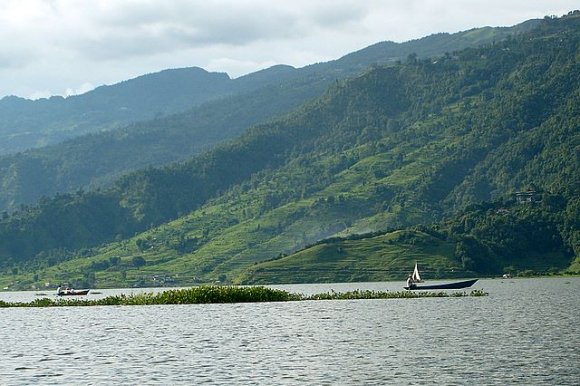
<box><xmin>0</xmin><ymin>67</ymin><xmax>233</xmax><ymax>154</ymax></box>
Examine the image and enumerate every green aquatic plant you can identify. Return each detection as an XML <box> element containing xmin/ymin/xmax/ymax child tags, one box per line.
<box><xmin>468</xmin><ymin>289</ymin><xmax>487</xmax><ymax>297</ymax></box>
<box><xmin>303</xmin><ymin>289</ymin><xmax>483</xmax><ymax>300</ymax></box>
<box><xmin>0</xmin><ymin>286</ymin><xmax>488</xmax><ymax>308</ymax></box>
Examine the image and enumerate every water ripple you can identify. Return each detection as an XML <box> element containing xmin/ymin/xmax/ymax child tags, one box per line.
<box><xmin>0</xmin><ymin>278</ymin><xmax>578</xmax><ymax>385</ymax></box>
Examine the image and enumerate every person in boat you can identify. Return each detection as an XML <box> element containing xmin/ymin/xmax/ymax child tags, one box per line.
<box><xmin>406</xmin><ymin>274</ymin><xmax>416</xmax><ymax>289</ymax></box>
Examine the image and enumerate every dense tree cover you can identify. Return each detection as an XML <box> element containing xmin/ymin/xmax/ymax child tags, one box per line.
<box><xmin>0</xmin><ymin>12</ymin><xmax>578</xmax><ymax>287</ymax></box>
<box><xmin>0</xmin><ymin>81</ymin><xmax>323</xmax><ymax>211</ymax></box>
<box><xmin>435</xmin><ymin>192</ymin><xmax>578</xmax><ymax>274</ymax></box>
<box><xmin>0</xmin><ymin>21</ymin><xmax>534</xmax><ymax>213</ymax></box>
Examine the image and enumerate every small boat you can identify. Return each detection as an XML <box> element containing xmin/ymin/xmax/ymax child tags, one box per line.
<box><xmin>404</xmin><ymin>279</ymin><xmax>478</xmax><ymax>290</ymax></box>
<box><xmin>411</xmin><ymin>262</ymin><xmax>423</xmax><ymax>283</ymax></box>
<box><xmin>404</xmin><ymin>264</ymin><xmax>477</xmax><ymax>290</ymax></box>
<box><xmin>57</xmin><ymin>288</ymin><xmax>90</xmax><ymax>296</ymax></box>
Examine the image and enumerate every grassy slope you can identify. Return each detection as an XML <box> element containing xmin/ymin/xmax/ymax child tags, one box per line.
<box><xmin>237</xmin><ymin>230</ymin><xmax>462</xmax><ymax>284</ymax></box>
<box><xmin>239</xmin><ymin>225</ymin><xmax>575</xmax><ymax>285</ymax></box>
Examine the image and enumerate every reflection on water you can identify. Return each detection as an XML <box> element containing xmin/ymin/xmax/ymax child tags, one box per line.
<box><xmin>0</xmin><ymin>278</ymin><xmax>578</xmax><ymax>385</ymax></box>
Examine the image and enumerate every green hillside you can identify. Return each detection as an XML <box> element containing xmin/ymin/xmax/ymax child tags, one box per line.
<box><xmin>0</xmin><ymin>12</ymin><xmax>578</xmax><ymax>290</ymax></box>
<box><xmin>0</xmin><ymin>20</ymin><xmax>536</xmax><ymax>212</ymax></box>
<box><xmin>238</xmin><ymin>230</ymin><xmax>462</xmax><ymax>284</ymax></box>
<box><xmin>240</xmin><ymin>192</ymin><xmax>577</xmax><ymax>284</ymax></box>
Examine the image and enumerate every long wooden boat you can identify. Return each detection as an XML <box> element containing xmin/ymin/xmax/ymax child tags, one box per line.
<box><xmin>404</xmin><ymin>279</ymin><xmax>478</xmax><ymax>290</ymax></box>
<box><xmin>57</xmin><ymin>289</ymin><xmax>90</xmax><ymax>296</ymax></box>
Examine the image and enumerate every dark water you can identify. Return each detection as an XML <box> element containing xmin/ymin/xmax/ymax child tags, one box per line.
<box><xmin>0</xmin><ymin>278</ymin><xmax>578</xmax><ymax>385</ymax></box>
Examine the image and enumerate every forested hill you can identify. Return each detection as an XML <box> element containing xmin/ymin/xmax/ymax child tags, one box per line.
<box><xmin>0</xmin><ymin>19</ymin><xmax>537</xmax><ymax>213</ymax></box>
<box><xmin>0</xmin><ymin>67</ymin><xmax>234</xmax><ymax>155</ymax></box>
<box><xmin>241</xmin><ymin>193</ymin><xmax>579</xmax><ymax>284</ymax></box>
<box><xmin>0</xmin><ymin>12</ymin><xmax>578</xmax><ymax>289</ymax></box>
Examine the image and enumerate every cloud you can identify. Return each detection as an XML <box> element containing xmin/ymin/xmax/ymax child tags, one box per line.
<box><xmin>26</xmin><ymin>0</ymin><xmax>368</xmax><ymax>62</ymax></box>
<box><xmin>0</xmin><ymin>0</ymin><xmax>367</xmax><ymax>87</ymax></box>
<box><xmin>0</xmin><ymin>50</ymin><xmax>32</xmax><ymax>70</ymax></box>
<box><xmin>64</xmin><ymin>82</ymin><xmax>94</xmax><ymax>97</ymax></box>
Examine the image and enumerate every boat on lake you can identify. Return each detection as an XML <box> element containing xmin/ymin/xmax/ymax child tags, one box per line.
<box><xmin>56</xmin><ymin>288</ymin><xmax>90</xmax><ymax>296</ymax></box>
<box><xmin>411</xmin><ymin>262</ymin><xmax>423</xmax><ymax>283</ymax></box>
<box><xmin>404</xmin><ymin>264</ymin><xmax>477</xmax><ymax>290</ymax></box>
<box><xmin>404</xmin><ymin>279</ymin><xmax>478</xmax><ymax>290</ymax></box>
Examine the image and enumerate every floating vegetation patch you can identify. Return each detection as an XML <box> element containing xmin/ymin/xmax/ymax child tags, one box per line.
<box><xmin>0</xmin><ymin>286</ymin><xmax>488</xmax><ymax>308</ymax></box>
<box><xmin>306</xmin><ymin>288</ymin><xmax>488</xmax><ymax>300</ymax></box>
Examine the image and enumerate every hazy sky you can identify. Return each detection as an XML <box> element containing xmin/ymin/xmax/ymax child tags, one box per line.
<box><xmin>0</xmin><ymin>0</ymin><xmax>576</xmax><ymax>99</ymax></box>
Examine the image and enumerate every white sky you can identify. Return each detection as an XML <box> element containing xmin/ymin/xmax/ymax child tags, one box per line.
<box><xmin>0</xmin><ymin>0</ymin><xmax>576</xmax><ymax>99</ymax></box>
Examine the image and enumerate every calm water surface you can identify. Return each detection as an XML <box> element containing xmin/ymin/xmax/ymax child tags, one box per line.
<box><xmin>0</xmin><ymin>278</ymin><xmax>578</xmax><ymax>385</ymax></box>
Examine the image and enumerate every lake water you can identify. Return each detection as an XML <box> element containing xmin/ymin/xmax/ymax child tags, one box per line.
<box><xmin>0</xmin><ymin>278</ymin><xmax>578</xmax><ymax>385</ymax></box>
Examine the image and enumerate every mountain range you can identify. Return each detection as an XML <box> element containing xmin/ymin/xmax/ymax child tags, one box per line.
<box><xmin>0</xmin><ymin>12</ymin><xmax>578</xmax><ymax>290</ymax></box>
<box><xmin>0</xmin><ymin>18</ymin><xmax>540</xmax><ymax>213</ymax></box>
